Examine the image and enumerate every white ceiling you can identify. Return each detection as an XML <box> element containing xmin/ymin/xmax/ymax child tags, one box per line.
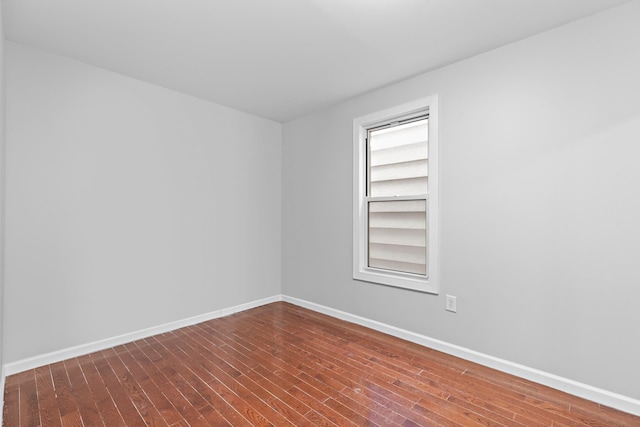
<box><xmin>3</xmin><ymin>0</ymin><xmax>630</xmax><ymax>122</ymax></box>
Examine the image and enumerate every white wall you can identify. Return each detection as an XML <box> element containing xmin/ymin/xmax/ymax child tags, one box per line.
<box><xmin>282</xmin><ymin>1</ymin><xmax>640</xmax><ymax>400</ymax></box>
<box><xmin>4</xmin><ymin>42</ymin><xmax>282</xmax><ymax>364</ymax></box>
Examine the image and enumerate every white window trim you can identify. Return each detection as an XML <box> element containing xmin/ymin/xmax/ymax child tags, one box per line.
<box><xmin>353</xmin><ymin>95</ymin><xmax>439</xmax><ymax>294</ymax></box>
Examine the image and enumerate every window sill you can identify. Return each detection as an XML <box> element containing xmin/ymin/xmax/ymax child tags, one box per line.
<box><xmin>353</xmin><ymin>268</ymin><xmax>438</xmax><ymax>294</ymax></box>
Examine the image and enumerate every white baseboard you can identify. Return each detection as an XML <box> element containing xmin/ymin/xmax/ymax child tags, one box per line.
<box><xmin>2</xmin><ymin>295</ymin><xmax>283</xmax><ymax>376</ymax></box>
<box><xmin>282</xmin><ymin>295</ymin><xmax>640</xmax><ymax>417</ymax></box>
<box><xmin>3</xmin><ymin>294</ymin><xmax>639</xmax><ymax>417</ymax></box>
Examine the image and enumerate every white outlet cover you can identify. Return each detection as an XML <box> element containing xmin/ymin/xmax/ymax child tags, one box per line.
<box><xmin>446</xmin><ymin>295</ymin><xmax>457</xmax><ymax>313</ymax></box>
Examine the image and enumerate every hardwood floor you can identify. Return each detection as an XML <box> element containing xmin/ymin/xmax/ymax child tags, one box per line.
<box><xmin>3</xmin><ymin>302</ymin><xmax>639</xmax><ymax>426</ymax></box>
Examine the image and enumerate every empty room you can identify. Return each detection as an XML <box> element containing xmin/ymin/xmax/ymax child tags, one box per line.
<box><xmin>1</xmin><ymin>0</ymin><xmax>639</xmax><ymax>426</ymax></box>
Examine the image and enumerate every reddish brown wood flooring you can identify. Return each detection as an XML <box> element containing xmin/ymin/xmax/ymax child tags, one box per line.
<box><xmin>3</xmin><ymin>302</ymin><xmax>639</xmax><ymax>426</ymax></box>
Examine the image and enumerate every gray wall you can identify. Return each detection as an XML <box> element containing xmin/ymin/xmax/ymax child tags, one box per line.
<box><xmin>0</xmin><ymin>4</ymin><xmax>5</xmax><ymax>372</ymax></box>
<box><xmin>3</xmin><ymin>0</ymin><xmax>640</xmax><ymax>404</ymax></box>
<box><xmin>282</xmin><ymin>2</ymin><xmax>640</xmax><ymax>399</ymax></box>
<box><xmin>4</xmin><ymin>42</ymin><xmax>282</xmax><ymax>363</ymax></box>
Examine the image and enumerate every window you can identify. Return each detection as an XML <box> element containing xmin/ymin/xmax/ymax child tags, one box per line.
<box><xmin>353</xmin><ymin>96</ymin><xmax>439</xmax><ymax>293</ymax></box>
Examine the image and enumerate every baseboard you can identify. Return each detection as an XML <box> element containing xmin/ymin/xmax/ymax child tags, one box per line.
<box><xmin>282</xmin><ymin>295</ymin><xmax>640</xmax><ymax>417</ymax></box>
<box><xmin>4</xmin><ymin>294</ymin><xmax>639</xmax><ymax>417</ymax></box>
<box><xmin>3</xmin><ymin>294</ymin><xmax>283</xmax><ymax>377</ymax></box>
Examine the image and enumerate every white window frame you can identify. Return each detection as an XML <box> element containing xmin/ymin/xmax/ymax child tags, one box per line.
<box><xmin>353</xmin><ymin>95</ymin><xmax>439</xmax><ymax>294</ymax></box>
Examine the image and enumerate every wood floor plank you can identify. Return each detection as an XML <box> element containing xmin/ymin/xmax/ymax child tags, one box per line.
<box><xmin>157</xmin><ymin>333</ymin><xmax>296</xmax><ymax>427</ymax></box>
<box><xmin>115</xmin><ymin>344</ymin><xmax>185</xmax><ymax>426</ymax></box>
<box><xmin>50</xmin><ymin>362</ymin><xmax>80</xmax><ymax>419</ymax></box>
<box><xmin>63</xmin><ymin>358</ymin><xmax>105</xmax><ymax>427</ymax></box>
<box><xmin>129</xmin><ymin>339</ymin><xmax>215</xmax><ymax>427</ymax></box>
<box><xmin>59</xmin><ymin>411</ymin><xmax>82</xmax><ymax>427</ymax></box>
<box><xmin>102</xmin><ymin>347</ymin><xmax>170</xmax><ymax>427</ymax></box>
<box><xmin>4</xmin><ymin>302</ymin><xmax>640</xmax><ymax>427</ymax></box>
<box><xmin>34</xmin><ymin>366</ymin><xmax>62</xmax><ymax>427</ymax></box>
<box><xmin>180</xmin><ymin>330</ymin><xmax>310</xmax><ymax>425</ymax></box>
<box><xmin>92</xmin><ymin>351</ymin><xmax>147</xmax><ymax>427</ymax></box>
<box><xmin>14</xmin><ymin>370</ymin><xmax>40</xmax><ymax>427</ymax></box>
<box><xmin>2</xmin><ymin>377</ymin><xmax>20</xmax><ymax>427</ymax></box>
<box><xmin>78</xmin><ymin>352</ymin><xmax>128</xmax><ymax>427</ymax></box>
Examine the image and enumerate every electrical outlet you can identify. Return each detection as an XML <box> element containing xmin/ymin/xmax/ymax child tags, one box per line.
<box><xmin>445</xmin><ymin>295</ymin><xmax>457</xmax><ymax>313</ymax></box>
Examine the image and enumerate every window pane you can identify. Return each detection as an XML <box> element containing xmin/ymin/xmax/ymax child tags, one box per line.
<box><xmin>368</xmin><ymin>200</ymin><xmax>427</xmax><ymax>275</ymax></box>
<box><xmin>369</xmin><ymin>119</ymin><xmax>428</xmax><ymax>197</ymax></box>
